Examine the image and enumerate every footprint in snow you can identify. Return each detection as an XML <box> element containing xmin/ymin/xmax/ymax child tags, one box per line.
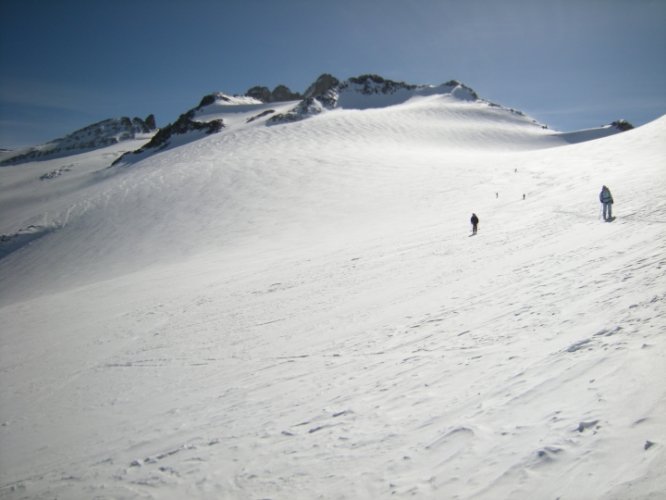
<box><xmin>566</xmin><ymin>339</ymin><xmax>593</xmax><ymax>352</ymax></box>
<box><xmin>535</xmin><ymin>446</ymin><xmax>563</xmax><ymax>463</ymax></box>
<box><xmin>577</xmin><ymin>420</ymin><xmax>600</xmax><ymax>432</ymax></box>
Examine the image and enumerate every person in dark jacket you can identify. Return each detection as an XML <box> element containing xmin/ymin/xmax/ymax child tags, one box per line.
<box><xmin>471</xmin><ymin>213</ymin><xmax>479</xmax><ymax>234</ymax></box>
<box><xmin>599</xmin><ymin>185</ymin><xmax>614</xmax><ymax>221</ymax></box>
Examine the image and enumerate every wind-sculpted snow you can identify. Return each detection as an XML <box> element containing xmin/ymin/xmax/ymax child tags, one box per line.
<box><xmin>556</xmin><ymin>121</ymin><xmax>635</xmax><ymax>144</ymax></box>
<box><xmin>0</xmin><ymin>86</ymin><xmax>664</xmax><ymax>500</ymax></box>
<box><xmin>0</xmin><ymin>225</ymin><xmax>56</xmax><ymax>260</ymax></box>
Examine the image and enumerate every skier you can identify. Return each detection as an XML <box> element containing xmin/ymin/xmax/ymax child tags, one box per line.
<box><xmin>599</xmin><ymin>185</ymin><xmax>614</xmax><ymax>221</ymax></box>
<box><xmin>471</xmin><ymin>213</ymin><xmax>479</xmax><ymax>235</ymax></box>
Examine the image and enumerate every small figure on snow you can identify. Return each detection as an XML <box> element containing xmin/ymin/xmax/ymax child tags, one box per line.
<box><xmin>523</xmin><ymin>193</ymin><xmax>526</xmax><ymax>200</ymax></box>
<box><xmin>471</xmin><ymin>213</ymin><xmax>479</xmax><ymax>235</ymax></box>
<box><xmin>599</xmin><ymin>185</ymin><xmax>614</xmax><ymax>221</ymax></box>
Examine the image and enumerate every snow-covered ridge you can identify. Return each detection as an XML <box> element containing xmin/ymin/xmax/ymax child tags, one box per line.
<box><xmin>3</xmin><ymin>73</ymin><xmax>636</xmax><ymax>170</ymax></box>
<box><xmin>337</xmin><ymin>76</ymin><xmax>479</xmax><ymax>108</ymax></box>
<box><xmin>0</xmin><ymin>115</ymin><xmax>157</xmax><ymax>166</ymax></box>
<box><xmin>269</xmin><ymin>74</ymin><xmax>520</xmax><ymax>125</ymax></box>
<box><xmin>111</xmin><ymin>111</ymin><xmax>224</xmax><ymax>166</ymax></box>
<box><xmin>113</xmin><ymin>89</ymin><xmax>298</xmax><ymax>165</ymax></box>
<box><xmin>341</xmin><ymin>75</ymin><xmax>478</xmax><ymax>101</ymax></box>
<box><xmin>555</xmin><ymin>120</ymin><xmax>635</xmax><ymax>143</ymax></box>
<box><xmin>196</xmin><ymin>92</ymin><xmax>264</xmax><ymax>108</ymax></box>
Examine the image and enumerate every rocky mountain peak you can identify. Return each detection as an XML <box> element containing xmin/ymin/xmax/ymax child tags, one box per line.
<box><xmin>342</xmin><ymin>74</ymin><xmax>417</xmax><ymax>95</ymax></box>
<box><xmin>245</xmin><ymin>85</ymin><xmax>302</xmax><ymax>103</ymax></box>
<box><xmin>303</xmin><ymin>74</ymin><xmax>340</xmax><ymax>99</ymax></box>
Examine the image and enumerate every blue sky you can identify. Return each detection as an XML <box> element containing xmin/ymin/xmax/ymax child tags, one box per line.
<box><xmin>1</xmin><ymin>0</ymin><xmax>665</xmax><ymax>148</ymax></box>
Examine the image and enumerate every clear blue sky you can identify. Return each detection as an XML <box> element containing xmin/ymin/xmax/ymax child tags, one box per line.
<box><xmin>1</xmin><ymin>0</ymin><xmax>665</xmax><ymax>148</ymax></box>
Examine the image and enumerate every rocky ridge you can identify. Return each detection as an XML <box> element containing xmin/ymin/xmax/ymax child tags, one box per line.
<box><xmin>267</xmin><ymin>74</ymin><xmax>479</xmax><ymax>124</ymax></box>
<box><xmin>115</xmin><ymin>111</ymin><xmax>223</xmax><ymax>163</ymax></box>
<box><xmin>1</xmin><ymin>115</ymin><xmax>156</xmax><ymax>166</ymax></box>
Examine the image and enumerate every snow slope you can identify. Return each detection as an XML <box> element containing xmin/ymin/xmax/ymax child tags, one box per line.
<box><xmin>0</xmin><ymin>88</ymin><xmax>664</xmax><ymax>500</ymax></box>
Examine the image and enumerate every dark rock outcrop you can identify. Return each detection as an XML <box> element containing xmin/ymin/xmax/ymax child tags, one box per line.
<box><xmin>112</xmin><ymin>112</ymin><xmax>223</xmax><ymax>165</ymax></box>
<box><xmin>303</xmin><ymin>74</ymin><xmax>340</xmax><ymax>99</ymax></box>
<box><xmin>342</xmin><ymin>74</ymin><xmax>417</xmax><ymax>95</ymax></box>
<box><xmin>611</xmin><ymin>120</ymin><xmax>634</xmax><ymax>131</ymax></box>
<box><xmin>442</xmin><ymin>80</ymin><xmax>479</xmax><ymax>100</ymax></box>
<box><xmin>271</xmin><ymin>85</ymin><xmax>301</xmax><ymax>101</ymax></box>
<box><xmin>246</xmin><ymin>109</ymin><xmax>276</xmax><ymax>123</ymax></box>
<box><xmin>196</xmin><ymin>93</ymin><xmax>235</xmax><ymax>109</ymax></box>
<box><xmin>246</xmin><ymin>86</ymin><xmax>273</xmax><ymax>103</ymax></box>
<box><xmin>268</xmin><ymin>74</ymin><xmax>340</xmax><ymax>125</ymax></box>
<box><xmin>246</xmin><ymin>85</ymin><xmax>302</xmax><ymax>103</ymax></box>
<box><xmin>144</xmin><ymin>114</ymin><xmax>157</xmax><ymax>130</ymax></box>
<box><xmin>141</xmin><ymin>113</ymin><xmax>223</xmax><ymax>150</ymax></box>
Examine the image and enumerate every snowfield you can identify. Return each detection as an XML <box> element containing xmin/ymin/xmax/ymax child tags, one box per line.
<box><xmin>0</xmin><ymin>87</ymin><xmax>665</xmax><ymax>499</ymax></box>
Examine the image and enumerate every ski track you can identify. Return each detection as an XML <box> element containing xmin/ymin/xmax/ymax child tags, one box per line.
<box><xmin>1</xmin><ymin>102</ymin><xmax>665</xmax><ymax>499</ymax></box>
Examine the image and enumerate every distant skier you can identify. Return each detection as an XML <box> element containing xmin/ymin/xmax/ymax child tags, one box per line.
<box><xmin>599</xmin><ymin>185</ymin><xmax>614</xmax><ymax>221</ymax></box>
<box><xmin>471</xmin><ymin>213</ymin><xmax>479</xmax><ymax>235</ymax></box>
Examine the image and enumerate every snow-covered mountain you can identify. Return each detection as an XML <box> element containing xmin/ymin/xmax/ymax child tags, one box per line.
<box><xmin>0</xmin><ymin>74</ymin><xmax>664</xmax><ymax>499</ymax></box>
<box><xmin>2</xmin><ymin>74</ymin><xmax>628</xmax><ymax>168</ymax></box>
<box><xmin>0</xmin><ymin>115</ymin><xmax>157</xmax><ymax>166</ymax></box>
<box><xmin>113</xmin><ymin>74</ymin><xmax>632</xmax><ymax>166</ymax></box>
<box><xmin>267</xmin><ymin>74</ymin><xmax>476</xmax><ymax>124</ymax></box>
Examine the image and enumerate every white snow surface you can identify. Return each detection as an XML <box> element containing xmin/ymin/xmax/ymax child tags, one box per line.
<box><xmin>1</xmin><ymin>92</ymin><xmax>665</xmax><ymax>500</ymax></box>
